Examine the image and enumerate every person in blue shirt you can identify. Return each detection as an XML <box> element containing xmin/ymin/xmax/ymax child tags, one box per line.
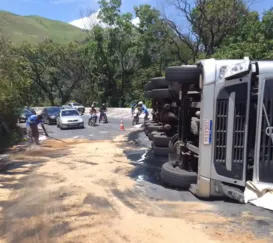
<box><xmin>138</xmin><ymin>101</ymin><xmax>149</xmax><ymax>121</ymax></box>
<box><xmin>26</xmin><ymin>114</ymin><xmax>48</xmax><ymax>145</ymax></box>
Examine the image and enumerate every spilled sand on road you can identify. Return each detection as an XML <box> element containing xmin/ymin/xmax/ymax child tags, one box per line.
<box><xmin>0</xmin><ymin>136</ymin><xmax>269</xmax><ymax>243</ymax></box>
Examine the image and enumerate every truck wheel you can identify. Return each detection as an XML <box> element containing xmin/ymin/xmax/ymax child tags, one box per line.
<box><xmin>149</xmin><ymin>131</ymin><xmax>165</xmax><ymax>141</ymax></box>
<box><xmin>163</xmin><ymin>103</ymin><xmax>171</xmax><ymax>112</ymax></box>
<box><xmin>161</xmin><ymin>112</ymin><xmax>177</xmax><ymax>123</ymax></box>
<box><xmin>163</xmin><ymin>124</ymin><xmax>172</xmax><ymax>133</ymax></box>
<box><xmin>144</xmin><ymin>81</ymin><xmax>153</xmax><ymax>91</ymax></box>
<box><xmin>152</xmin><ymin>144</ymin><xmax>169</xmax><ymax>157</ymax></box>
<box><xmin>161</xmin><ymin>161</ymin><xmax>197</xmax><ymax>188</ymax></box>
<box><xmin>147</xmin><ymin>124</ymin><xmax>163</xmax><ymax>133</ymax></box>
<box><xmin>165</xmin><ymin>65</ymin><xmax>201</xmax><ymax>85</ymax></box>
<box><xmin>151</xmin><ymin>77</ymin><xmax>168</xmax><ymax>89</ymax></box>
<box><xmin>151</xmin><ymin>89</ymin><xmax>171</xmax><ymax>100</ymax></box>
<box><xmin>146</xmin><ymin>91</ymin><xmax>152</xmax><ymax>99</ymax></box>
<box><xmin>153</xmin><ymin>134</ymin><xmax>172</xmax><ymax>147</ymax></box>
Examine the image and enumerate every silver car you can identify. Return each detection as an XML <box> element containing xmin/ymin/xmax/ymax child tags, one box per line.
<box><xmin>57</xmin><ymin>109</ymin><xmax>84</xmax><ymax>129</ymax></box>
<box><xmin>62</xmin><ymin>102</ymin><xmax>85</xmax><ymax>115</ymax></box>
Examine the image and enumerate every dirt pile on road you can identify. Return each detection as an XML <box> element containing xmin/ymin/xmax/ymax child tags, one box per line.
<box><xmin>0</xmin><ymin>138</ymin><xmax>269</xmax><ymax>243</ymax></box>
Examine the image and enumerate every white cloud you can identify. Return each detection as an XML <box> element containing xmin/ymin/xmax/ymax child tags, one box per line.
<box><xmin>69</xmin><ymin>10</ymin><xmax>140</xmax><ymax>30</ymax></box>
<box><xmin>69</xmin><ymin>10</ymin><xmax>107</xmax><ymax>29</ymax></box>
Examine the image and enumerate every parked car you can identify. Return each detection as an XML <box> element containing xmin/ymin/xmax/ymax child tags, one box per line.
<box><xmin>18</xmin><ymin>109</ymin><xmax>34</xmax><ymax>123</ymax></box>
<box><xmin>57</xmin><ymin>109</ymin><xmax>84</xmax><ymax>130</ymax></box>
<box><xmin>25</xmin><ymin>106</ymin><xmax>36</xmax><ymax>115</ymax></box>
<box><xmin>62</xmin><ymin>102</ymin><xmax>85</xmax><ymax>115</ymax></box>
<box><xmin>41</xmin><ymin>107</ymin><xmax>61</xmax><ymax>125</ymax></box>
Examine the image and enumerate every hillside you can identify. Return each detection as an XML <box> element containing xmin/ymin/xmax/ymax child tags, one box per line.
<box><xmin>0</xmin><ymin>11</ymin><xmax>86</xmax><ymax>45</ymax></box>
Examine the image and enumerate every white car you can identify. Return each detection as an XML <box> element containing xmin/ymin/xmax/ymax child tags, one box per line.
<box><xmin>57</xmin><ymin>109</ymin><xmax>84</xmax><ymax>129</ymax></box>
<box><xmin>62</xmin><ymin>102</ymin><xmax>85</xmax><ymax>115</ymax></box>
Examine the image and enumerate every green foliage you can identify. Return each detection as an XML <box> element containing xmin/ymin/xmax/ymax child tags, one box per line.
<box><xmin>1</xmin><ymin>0</ymin><xmax>273</xmax><ymax>140</ymax></box>
<box><xmin>0</xmin><ymin>11</ymin><xmax>85</xmax><ymax>46</ymax></box>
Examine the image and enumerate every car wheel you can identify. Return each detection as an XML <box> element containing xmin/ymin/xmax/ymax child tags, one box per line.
<box><xmin>151</xmin><ymin>77</ymin><xmax>168</xmax><ymax>89</ymax></box>
<box><xmin>151</xmin><ymin>89</ymin><xmax>171</xmax><ymax>100</ymax></box>
<box><xmin>153</xmin><ymin>134</ymin><xmax>172</xmax><ymax>147</ymax></box>
<box><xmin>161</xmin><ymin>161</ymin><xmax>197</xmax><ymax>188</ymax></box>
<box><xmin>165</xmin><ymin>65</ymin><xmax>202</xmax><ymax>85</ymax></box>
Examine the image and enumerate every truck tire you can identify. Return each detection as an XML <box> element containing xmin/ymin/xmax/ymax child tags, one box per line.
<box><xmin>161</xmin><ymin>161</ymin><xmax>197</xmax><ymax>188</ymax></box>
<box><xmin>163</xmin><ymin>124</ymin><xmax>172</xmax><ymax>132</ymax></box>
<box><xmin>152</xmin><ymin>144</ymin><xmax>169</xmax><ymax>157</ymax></box>
<box><xmin>149</xmin><ymin>131</ymin><xmax>164</xmax><ymax>141</ymax></box>
<box><xmin>165</xmin><ymin>65</ymin><xmax>201</xmax><ymax>85</ymax></box>
<box><xmin>153</xmin><ymin>134</ymin><xmax>172</xmax><ymax>147</ymax></box>
<box><xmin>144</xmin><ymin>81</ymin><xmax>153</xmax><ymax>91</ymax></box>
<box><xmin>161</xmin><ymin>112</ymin><xmax>177</xmax><ymax>123</ymax></box>
<box><xmin>146</xmin><ymin>91</ymin><xmax>152</xmax><ymax>99</ymax></box>
<box><xmin>147</xmin><ymin>124</ymin><xmax>163</xmax><ymax>133</ymax></box>
<box><xmin>163</xmin><ymin>103</ymin><xmax>171</xmax><ymax>112</ymax></box>
<box><xmin>151</xmin><ymin>89</ymin><xmax>171</xmax><ymax>100</ymax></box>
<box><xmin>151</xmin><ymin>77</ymin><xmax>168</xmax><ymax>89</ymax></box>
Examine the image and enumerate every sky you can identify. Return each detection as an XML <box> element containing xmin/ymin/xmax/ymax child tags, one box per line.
<box><xmin>0</xmin><ymin>0</ymin><xmax>272</xmax><ymax>27</ymax></box>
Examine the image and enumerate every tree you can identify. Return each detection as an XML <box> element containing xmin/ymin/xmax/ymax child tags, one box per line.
<box><xmin>164</xmin><ymin>0</ymin><xmax>250</xmax><ymax>60</ymax></box>
<box><xmin>0</xmin><ymin>38</ymin><xmax>31</xmax><ymax>132</ymax></box>
<box><xmin>21</xmin><ymin>40</ymin><xmax>87</xmax><ymax>105</ymax></box>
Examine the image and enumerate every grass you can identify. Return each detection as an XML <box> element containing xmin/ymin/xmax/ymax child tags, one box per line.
<box><xmin>0</xmin><ymin>11</ymin><xmax>86</xmax><ymax>45</ymax></box>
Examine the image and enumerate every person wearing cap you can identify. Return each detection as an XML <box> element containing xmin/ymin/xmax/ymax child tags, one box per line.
<box><xmin>138</xmin><ymin>101</ymin><xmax>149</xmax><ymax>121</ymax></box>
<box><xmin>26</xmin><ymin>114</ymin><xmax>48</xmax><ymax>145</ymax></box>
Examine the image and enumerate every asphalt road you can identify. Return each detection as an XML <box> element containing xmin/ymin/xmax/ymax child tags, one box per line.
<box><xmin>19</xmin><ymin>115</ymin><xmax>273</xmax><ymax>240</ymax></box>
<box><xmin>43</xmin><ymin>115</ymin><xmax>138</xmax><ymax>141</ymax></box>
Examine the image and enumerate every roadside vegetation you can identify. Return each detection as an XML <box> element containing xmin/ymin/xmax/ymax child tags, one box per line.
<box><xmin>0</xmin><ymin>0</ymin><xmax>273</xmax><ymax>140</ymax></box>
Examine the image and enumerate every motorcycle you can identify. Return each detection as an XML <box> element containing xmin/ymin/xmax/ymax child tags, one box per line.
<box><xmin>99</xmin><ymin>110</ymin><xmax>108</xmax><ymax>123</ymax></box>
<box><xmin>88</xmin><ymin>114</ymin><xmax>97</xmax><ymax>127</ymax></box>
<box><xmin>132</xmin><ymin>108</ymin><xmax>141</xmax><ymax>125</ymax></box>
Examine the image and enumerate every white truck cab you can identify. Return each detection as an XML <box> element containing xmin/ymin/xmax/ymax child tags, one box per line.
<box><xmin>161</xmin><ymin>58</ymin><xmax>273</xmax><ymax>202</ymax></box>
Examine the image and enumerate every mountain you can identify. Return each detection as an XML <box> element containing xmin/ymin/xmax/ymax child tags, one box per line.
<box><xmin>0</xmin><ymin>11</ymin><xmax>85</xmax><ymax>45</ymax></box>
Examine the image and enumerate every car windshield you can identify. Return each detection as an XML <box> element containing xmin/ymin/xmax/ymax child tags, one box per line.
<box><xmin>73</xmin><ymin>103</ymin><xmax>81</xmax><ymax>106</ymax></box>
<box><xmin>47</xmin><ymin>107</ymin><xmax>60</xmax><ymax>113</ymax></box>
<box><xmin>61</xmin><ymin>110</ymin><xmax>79</xmax><ymax>116</ymax></box>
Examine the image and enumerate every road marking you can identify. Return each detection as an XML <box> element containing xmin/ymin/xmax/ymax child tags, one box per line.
<box><xmin>100</xmin><ymin>131</ymin><xmax>109</xmax><ymax>134</ymax></box>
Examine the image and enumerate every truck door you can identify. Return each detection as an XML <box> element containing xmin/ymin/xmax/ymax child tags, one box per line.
<box><xmin>211</xmin><ymin>78</ymin><xmax>250</xmax><ymax>186</ymax></box>
<box><xmin>254</xmin><ymin>75</ymin><xmax>273</xmax><ymax>184</ymax></box>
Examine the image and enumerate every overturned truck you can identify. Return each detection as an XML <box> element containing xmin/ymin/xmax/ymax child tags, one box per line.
<box><xmin>160</xmin><ymin>58</ymin><xmax>273</xmax><ymax>202</ymax></box>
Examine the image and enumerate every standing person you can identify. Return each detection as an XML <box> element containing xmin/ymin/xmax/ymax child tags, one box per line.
<box><xmin>26</xmin><ymin>114</ymin><xmax>48</xmax><ymax>145</ymax></box>
<box><xmin>138</xmin><ymin>101</ymin><xmax>149</xmax><ymax>121</ymax></box>
<box><xmin>99</xmin><ymin>103</ymin><xmax>108</xmax><ymax>123</ymax></box>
